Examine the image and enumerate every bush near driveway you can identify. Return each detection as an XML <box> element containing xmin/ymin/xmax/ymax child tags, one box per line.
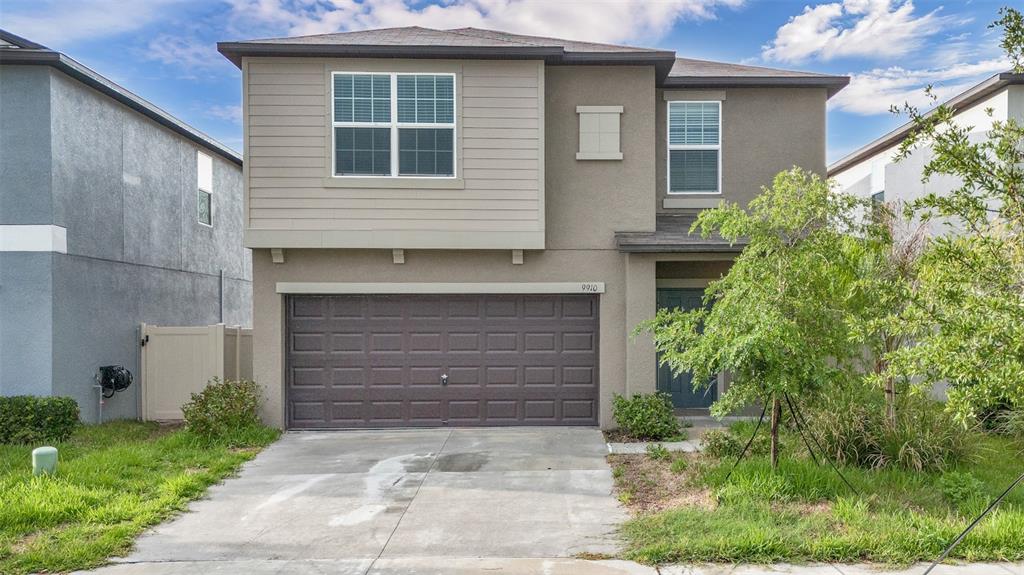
<box><xmin>182</xmin><ymin>378</ymin><xmax>264</xmax><ymax>444</ymax></box>
<box><xmin>0</xmin><ymin>420</ymin><xmax>279</xmax><ymax>574</ymax></box>
<box><xmin>612</xmin><ymin>392</ymin><xmax>681</xmax><ymax>441</ymax></box>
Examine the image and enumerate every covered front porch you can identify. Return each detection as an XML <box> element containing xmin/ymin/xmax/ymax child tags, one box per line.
<box><xmin>617</xmin><ymin>213</ymin><xmax>743</xmax><ymax>414</ymax></box>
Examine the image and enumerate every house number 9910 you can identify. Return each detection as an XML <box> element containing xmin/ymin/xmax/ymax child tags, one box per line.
<box><xmin>580</xmin><ymin>283</ymin><xmax>600</xmax><ymax>293</ymax></box>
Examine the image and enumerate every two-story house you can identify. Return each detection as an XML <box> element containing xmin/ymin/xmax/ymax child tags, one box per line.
<box><xmin>830</xmin><ymin>72</ymin><xmax>1024</xmax><ymax>237</ymax></box>
<box><xmin>1</xmin><ymin>30</ymin><xmax>251</xmax><ymax>422</ymax></box>
<box><xmin>218</xmin><ymin>27</ymin><xmax>848</xmax><ymax>429</ymax></box>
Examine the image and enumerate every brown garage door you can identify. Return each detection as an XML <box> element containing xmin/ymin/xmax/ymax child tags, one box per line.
<box><xmin>285</xmin><ymin>294</ymin><xmax>599</xmax><ymax>428</ymax></box>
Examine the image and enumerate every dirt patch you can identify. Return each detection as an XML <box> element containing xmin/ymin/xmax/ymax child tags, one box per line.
<box><xmin>608</xmin><ymin>453</ymin><xmax>715</xmax><ymax>515</ymax></box>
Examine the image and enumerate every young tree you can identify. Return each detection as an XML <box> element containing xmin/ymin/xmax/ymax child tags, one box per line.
<box><xmin>639</xmin><ymin>168</ymin><xmax>869</xmax><ymax>467</ymax></box>
<box><xmin>884</xmin><ymin>7</ymin><xmax>1024</xmax><ymax>423</ymax></box>
<box><xmin>844</xmin><ymin>203</ymin><xmax>927</xmax><ymax>425</ymax></box>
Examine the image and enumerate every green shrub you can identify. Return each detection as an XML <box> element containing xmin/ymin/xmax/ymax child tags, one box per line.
<box><xmin>646</xmin><ymin>443</ymin><xmax>671</xmax><ymax>461</ymax></box>
<box><xmin>0</xmin><ymin>396</ymin><xmax>79</xmax><ymax>444</ymax></box>
<box><xmin>612</xmin><ymin>392</ymin><xmax>680</xmax><ymax>440</ymax></box>
<box><xmin>802</xmin><ymin>390</ymin><xmax>974</xmax><ymax>472</ymax></box>
<box><xmin>700</xmin><ymin>429</ymin><xmax>741</xmax><ymax>459</ymax></box>
<box><xmin>939</xmin><ymin>471</ymin><xmax>986</xmax><ymax>507</ymax></box>
<box><xmin>181</xmin><ymin>379</ymin><xmax>264</xmax><ymax>444</ymax></box>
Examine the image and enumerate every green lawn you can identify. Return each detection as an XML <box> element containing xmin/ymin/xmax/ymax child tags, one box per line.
<box><xmin>614</xmin><ymin>433</ymin><xmax>1024</xmax><ymax>565</ymax></box>
<box><xmin>0</xmin><ymin>420</ymin><xmax>279</xmax><ymax>574</ymax></box>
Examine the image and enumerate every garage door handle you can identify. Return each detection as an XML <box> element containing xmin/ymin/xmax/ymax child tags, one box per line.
<box><xmin>441</xmin><ymin>373</ymin><xmax>448</xmax><ymax>386</ymax></box>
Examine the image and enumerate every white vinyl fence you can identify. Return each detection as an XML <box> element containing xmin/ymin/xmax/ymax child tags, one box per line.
<box><xmin>140</xmin><ymin>323</ymin><xmax>253</xmax><ymax>421</ymax></box>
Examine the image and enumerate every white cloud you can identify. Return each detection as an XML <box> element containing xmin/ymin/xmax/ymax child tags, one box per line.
<box><xmin>0</xmin><ymin>0</ymin><xmax>190</xmax><ymax>47</ymax></box>
<box><xmin>205</xmin><ymin>104</ymin><xmax>243</xmax><ymax>124</ymax></box>
<box><xmin>762</xmin><ymin>0</ymin><xmax>953</xmax><ymax>63</ymax></box>
<box><xmin>225</xmin><ymin>0</ymin><xmax>745</xmax><ymax>46</ymax></box>
<box><xmin>146</xmin><ymin>34</ymin><xmax>227</xmax><ymax>72</ymax></box>
<box><xmin>828</xmin><ymin>57</ymin><xmax>1009</xmax><ymax>116</ymax></box>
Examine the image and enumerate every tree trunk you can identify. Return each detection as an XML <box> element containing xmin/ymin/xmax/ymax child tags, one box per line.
<box><xmin>770</xmin><ymin>397</ymin><xmax>782</xmax><ymax>470</ymax></box>
<box><xmin>884</xmin><ymin>375</ymin><xmax>895</xmax><ymax>425</ymax></box>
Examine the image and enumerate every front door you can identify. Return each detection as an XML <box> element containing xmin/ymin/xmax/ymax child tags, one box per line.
<box><xmin>656</xmin><ymin>288</ymin><xmax>716</xmax><ymax>409</ymax></box>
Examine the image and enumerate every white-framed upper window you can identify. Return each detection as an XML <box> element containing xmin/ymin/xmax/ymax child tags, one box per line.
<box><xmin>197</xmin><ymin>151</ymin><xmax>213</xmax><ymax>226</ymax></box>
<box><xmin>332</xmin><ymin>72</ymin><xmax>456</xmax><ymax>178</ymax></box>
<box><xmin>667</xmin><ymin>101</ymin><xmax>721</xmax><ymax>194</ymax></box>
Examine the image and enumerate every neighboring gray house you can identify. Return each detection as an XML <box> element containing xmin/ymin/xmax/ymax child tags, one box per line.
<box><xmin>830</xmin><ymin>72</ymin><xmax>1024</xmax><ymax>229</ymax></box>
<box><xmin>0</xmin><ymin>30</ymin><xmax>251</xmax><ymax>422</ymax></box>
<box><xmin>217</xmin><ymin>26</ymin><xmax>848</xmax><ymax>429</ymax></box>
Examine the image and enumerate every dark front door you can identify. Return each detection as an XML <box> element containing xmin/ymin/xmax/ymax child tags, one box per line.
<box><xmin>656</xmin><ymin>288</ymin><xmax>716</xmax><ymax>409</ymax></box>
<box><xmin>285</xmin><ymin>294</ymin><xmax>600</xmax><ymax>428</ymax></box>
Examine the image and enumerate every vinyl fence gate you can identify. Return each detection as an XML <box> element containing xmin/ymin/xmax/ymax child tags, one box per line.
<box><xmin>140</xmin><ymin>323</ymin><xmax>253</xmax><ymax>421</ymax></box>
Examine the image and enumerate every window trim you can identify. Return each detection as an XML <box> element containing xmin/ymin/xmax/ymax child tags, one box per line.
<box><xmin>331</xmin><ymin>71</ymin><xmax>457</xmax><ymax>179</ymax></box>
<box><xmin>666</xmin><ymin>100</ymin><xmax>722</xmax><ymax>195</ymax></box>
<box><xmin>197</xmin><ymin>151</ymin><xmax>213</xmax><ymax>227</ymax></box>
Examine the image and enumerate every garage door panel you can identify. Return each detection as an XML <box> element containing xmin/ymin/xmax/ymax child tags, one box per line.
<box><xmin>286</xmin><ymin>294</ymin><xmax>599</xmax><ymax>428</ymax></box>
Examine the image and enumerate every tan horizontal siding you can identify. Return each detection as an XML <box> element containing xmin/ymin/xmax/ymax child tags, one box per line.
<box><xmin>248</xmin><ymin>156</ymin><xmax>326</xmax><ymax>168</ymax></box>
<box><xmin>462</xmin><ymin>117</ymin><xmax>539</xmax><ymax>129</ymax></box>
<box><xmin>250</xmin><ymin>94</ymin><xmax>325</xmax><ymax>106</ymax></box>
<box><xmin>250</xmin><ymin>218</ymin><xmax>541</xmax><ymax>232</ymax></box>
<box><xmin>249</xmin><ymin>105</ymin><xmax>324</xmax><ymax>117</ymax></box>
<box><xmin>463</xmin><ymin>107</ymin><xmax>538</xmax><ymax>119</ymax></box>
<box><xmin>249</xmin><ymin>125</ymin><xmax>325</xmax><ymax>137</ymax></box>
<box><xmin>248</xmin><ymin>83</ymin><xmax>326</xmax><ymax>96</ymax></box>
<box><xmin>249</xmin><ymin>146</ymin><xmax>323</xmax><ymax>157</ymax></box>
<box><xmin>250</xmin><ymin>208</ymin><xmax>539</xmax><ymax>221</ymax></box>
<box><xmin>248</xmin><ymin>73</ymin><xmax>324</xmax><ymax>85</ymax></box>
<box><xmin>249</xmin><ymin>198</ymin><xmax>537</xmax><ymax>210</ymax></box>
<box><xmin>462</xmin><ymin>75</ymin><xmax>539</xmax><ymax>88</ymax></box>
<box><xmin>462</xmin><ymin>148</ymin><xmax>538</xmax><ymax>159</ymax></box>
<box><xmin>245</xmin><ymin>58</ymin><xmax>543</xmax><ymax>246</ymax></box>
<box><xmin>250</xmin><ymin>188</ymin><xmax>538</xmax><ymax>200</ymax></box>
<box><xmin>462</xmin><ymin>158</ymin><xmax>538</xmax><ymax>170</ymax></box>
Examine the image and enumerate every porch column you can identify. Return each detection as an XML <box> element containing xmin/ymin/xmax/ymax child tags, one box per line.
<box><xmin>624</xmin><ymin>252</ymin><xmax>657</xmax><ymax>396</ymax></box>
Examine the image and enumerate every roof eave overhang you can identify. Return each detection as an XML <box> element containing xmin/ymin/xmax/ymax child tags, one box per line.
<box><xmin>828</xmin><ymin>72</ymin><xmax>1024</xmax><ymax>177</ymax></box>
<box><xmin>662</xmin><ymin>75</ymin><xmax>850</xmax><ymax>97</ymax></box>
<box><xmin>614</xmin><ymin>232</ymin><xmax>747</xmax><ymax>253</ymax></box>
<box><xmin>217</xmin><ymin>42</ymin><xmax>677</xmax><ymax>80</ymax></box>
<box><xmin>0</xmin><ymin>49</ymin><xmax>242</xmax><ymax>166</ymax></box>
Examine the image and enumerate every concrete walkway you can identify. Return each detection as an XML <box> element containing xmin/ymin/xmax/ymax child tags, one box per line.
<box><xmin>80</xmin><ymin>427</ymin><xmax>627</xmax><ymax>574</ymax></box>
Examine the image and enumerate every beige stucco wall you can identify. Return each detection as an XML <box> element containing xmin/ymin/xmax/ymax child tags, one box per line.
<box><xmin>545</xmin><ymin>66</ymin><xmax>657</xmax><ymax>245</ymax></box>
<box><xmin>656</xmin><ymin>87</ymin><xmax>828</xmax><ymax>211</ymax></box>
<box><xmin>253</xmin><ymin>248</ymin><xmax>640</xmax><ymax>428</ymax></box>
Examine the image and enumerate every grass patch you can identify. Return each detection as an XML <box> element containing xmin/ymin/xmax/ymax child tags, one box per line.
<box><xmin>613</xmin><ymin>432</ymin><xmax>1024</xmax><ymax>565</ymax></box>
<box><xmin>0</xmin><ymin>420</ymin><xmax>280</xmax><ymax>574</ymax></box>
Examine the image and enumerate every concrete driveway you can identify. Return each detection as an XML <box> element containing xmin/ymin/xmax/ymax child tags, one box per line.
<box><xmin>83</xmin><ymin>427</ymin><xmax>639</xmax><ymax>575</ymax></box>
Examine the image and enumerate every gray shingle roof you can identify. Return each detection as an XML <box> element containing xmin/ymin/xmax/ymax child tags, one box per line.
<box><xmin>666</xmin><ymin>57</ymin><xmax>848</xmax><ymax>96</ymax></box>
<box><xmin>234</xmin><ymin>26</ymin><xmax>661</xmax><ymax>53</ymax></box>
<box><xmin>219</xmin><ymin>26</ymin><xmax>847</xmax><ymax>95</ymax></box>
<box><xmin>615</xmin><ymin>214</ymin><xmax>746</xmax><ymax>253</ymax></box>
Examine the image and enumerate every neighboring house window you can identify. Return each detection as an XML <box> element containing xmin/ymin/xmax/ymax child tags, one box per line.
<box><xmin>576</xmin><ymin>106</ymin><xmax>623</xmax><ymax>160</ymax></box>
<box><xmin>871</xmin><ymin>190</ymin><xmax>885</xmax><ymax>205</ymax></box>
<box><xmin>197</xmin><ymin>151</ymin><xmax>212</xmax><ymax>226</ymax></box>
<box><xmin>332</xmin><ymin>72</ymin><xmax>455</xmax><ymax>178</ymax></box>
<box><xmin>667</xmin><ymin>101</ymin><xmax>720</xmax><ymax>194</ymax></box>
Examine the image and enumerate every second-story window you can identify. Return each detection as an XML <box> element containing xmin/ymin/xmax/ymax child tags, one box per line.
<box><xmin>668</xmin><ymin>101</ymin><xmax>720</xmax><ymax>194</ymax></box>
<box><xmin>197</xmin><ymin>151</ymin><xmax>213</xmax><ymax>226</ymax></box>
<box><xmin>333</xmin><ymin>72</ymin><xmax>455</xmax><ymax>178</ymax></box>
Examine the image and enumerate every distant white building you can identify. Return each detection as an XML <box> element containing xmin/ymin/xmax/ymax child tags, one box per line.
<box><xmin>830</xmin><ymin>72</ymin><xmax>1024</xmax><ymax>235</ymax></box>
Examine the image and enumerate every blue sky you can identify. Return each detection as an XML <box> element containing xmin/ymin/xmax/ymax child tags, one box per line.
<box><xmin>0</xmin><ymin>0</ymin><xmax>1012</xmax><ymax>164</ymax></box>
